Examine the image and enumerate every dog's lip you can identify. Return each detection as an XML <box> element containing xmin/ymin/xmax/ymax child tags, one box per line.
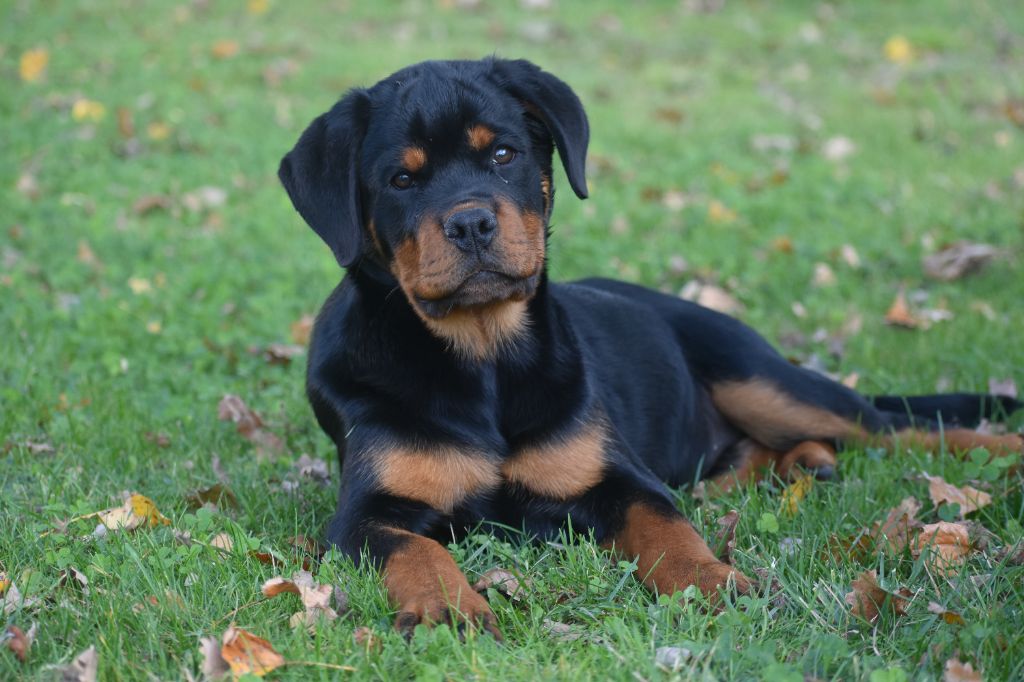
<box><xmin>415</xmin><ymin>269</ymin><xmax>540</xmax><ymax>318</ymax></box>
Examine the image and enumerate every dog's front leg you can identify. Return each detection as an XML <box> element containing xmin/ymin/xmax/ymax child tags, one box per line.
<box><xmin>598</xmin><ymin>489</ymin><xmax>752</xmax><ymax>603</ymax></box>
<box><xmin>326</xmin><ymin>449</ymin><xmax>502</xmax><ymax>639</ymax></box>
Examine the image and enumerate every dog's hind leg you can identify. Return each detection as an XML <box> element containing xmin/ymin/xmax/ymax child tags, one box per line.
<box><xmin>706</xmin><ymin>439</ymin><xmax>838</xmax><ymax>492</ymax></box>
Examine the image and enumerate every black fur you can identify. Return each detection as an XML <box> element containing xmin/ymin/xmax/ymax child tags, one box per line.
<box><xmin>278</xmin><ymin>58</ymin><xmax>1022</xmax><ymax>609</ymax></box>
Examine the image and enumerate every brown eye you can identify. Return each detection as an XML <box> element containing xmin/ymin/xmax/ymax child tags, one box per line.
<box><xmin>492</xmin><ymin>145</ymin><xmax>515</xmax><ymax>165</ymax></box>
<box><xmin>391</xmin><ymin>172</ymin><xmax>413</xmax><ymax>189</ymax></box>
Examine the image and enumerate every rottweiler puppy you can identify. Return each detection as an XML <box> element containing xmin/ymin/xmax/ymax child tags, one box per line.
<box><xmin>278</xmin><ymin>58</ymin><xmax>1023</xmax><ymax>639</ymax></box>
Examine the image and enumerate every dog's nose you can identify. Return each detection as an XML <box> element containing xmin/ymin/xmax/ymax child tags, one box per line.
<box><xmin>443</xmin><ymin>208</ymin><xmax>497</xmax><ymax>252</ymax></box>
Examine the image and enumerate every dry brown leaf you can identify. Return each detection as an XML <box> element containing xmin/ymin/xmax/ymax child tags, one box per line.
<box><xmin>262</xmin><ymin>343</ymin><xmax>304</xmax><ymax>366</ymax></box>
<box><xmin>679</xmin><ymin>281</ymin><xmax>743</xmax><ymax>315</ymax></box>
<box><xmin>261</xmin><ymin>571</ymin><xmax>339</xmax><ymax>627</ymax></box>
<box><xmin>61</xmin><ymin>645</ymin><xmax>98</xmax><ymax>682</ymax></box>
<box><xmin>3</xmin><ymin>624</ymin><xmax>34</xmax><ymax>663</ymax></box>
<box><xmin>713</xmin><ymin>510</ymin><xmax>740</xmax><ymax>563</ymax></box>
<box><xmin>872</xmin><ymin>496</ymin><xmax>922</xmax><ymax>553</ymax></box>
<box><xmin>845</xmin><ymin>570</ymin><xmax>911</xmax><ymax>623</ymax></box>
<box><xmin>217</xmin><ymin>394</ymin><xmax>284</xmax><ymax>455</ymax></box>
<box><xmin>59</xmin><ymin>567</ymin><xmax>89</xmax><ymax>595</ymax></box>
<box><xmin>291</xmin><ymin>454</ymin><xmax>329</xmax><ymax>485</ymax></box>
<box><xmin>132</xmin><ymin>195</ymin><xmax>172</xmax><ymax>215</ymax></box>
<box><xmin>926</xmin><ymin>475</ymin><xmax>992</xmax><ymax>516</ymax></box>
<box><xmin>994</xmin><ymin>541</ymin><xmax>1024</xmax><ymax>566</ymax></box>
<box><xmin>884</xmin><ymin>290</ymin><xmax>921</xmax><ymax>329</ymax></box>
<box><xmin>924</xmin><ymin>242</ymin><xmax>999</xmax><ymax>282</ymax></box>
<box><xmin>472</xmin><ymin>568</ymin><xmax>526</xmax><ymax>601</ymax></box>
<box><xmin>290</xmin><ymin>314</ymin><xmax>315</xmax><ymax>345</ymax></box>
<box><xmin>914</xmin><ymin>522</ymin><xmax>972</xmax><ymax>575</ymax></box>
<box><xmin>927</xmin><ymin>601</ymin><xmax>966</xmax><ymax>626</ymax></box>
<box><xmin>199</xmin><ymin>636</ymin><xmax>230</xmax><ymax>680</ymax></box>
<box><xmin>186</xmin><ymin>483</ymin><xmax>238</xmax><ymax>510</ymax></box>
<box><xmin>353</xmin><ymin>626</ymin><xmax>381</xmax><ymax>651</ymax></box>
<box><xmin>210</xmin><ymin>533</ymin><xmax>234</xmax><ymax>553</ymax></box>
<box><xmin>542</xmin><ymin>618</ymin><xmax>583</xmax><ymax>642</ymax></box>
<box><xmin>944</xmin><ymin>658</ymin><xmax>983</xmax><ymax>682</ymax></box>
<box><xmin>1</xmin><ymin>576</ymin><xmax>40</xmax><ymax>615</ymax></box>
<box><xmin>220</xmin><ymin>626</ymin><xmax>284</xmax><ymax>678</ymax></box>
<box><xmin>211</xmin><ymin>39</ymin><xmax>240</xmax><ymax>59</ymax></box>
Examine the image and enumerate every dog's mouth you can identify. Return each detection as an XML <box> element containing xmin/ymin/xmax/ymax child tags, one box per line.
<box><xmin>415</xmin><ymin>269</ymin><xmax>540</xmax><ymax>319</ymax></box>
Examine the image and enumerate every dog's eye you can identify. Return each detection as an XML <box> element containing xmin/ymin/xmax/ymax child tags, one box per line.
<box><xmin>492</xmin><ymin>145</ymin><xmax>516</xmax><ymax>166</ymax></box>
<box><xmin>391</xmin><ymin>172</ymin><xmax>413</xmax><ymax>190</ymax></box>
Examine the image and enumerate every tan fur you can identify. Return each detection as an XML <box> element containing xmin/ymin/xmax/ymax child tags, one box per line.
<box><xmin>374</xmin><ymin>446</ymin><xmax>500</xmax><ymax>513</ymax></box>
<box><xmin>389</xmin><ymin>198</ymin><xmax>545</xmax><ymax>360</ymax></box>
<box><xmin>604</xmin><ymin>502</ymin><xmax>750</xmax><ymax>599</ymax></box>
<box><xmin>502</xmin><ymin>420</ymin><xmax>607</xmax><ymax>499</ymax></box>
<box><xmin>383</xmin><ymin>528</ymin><xmax>499</xmax><ymax>636</ymax></box>
<box><xmin>466</xmin><ymin>124</ymin><xmax>496</xmax><ymax>151</ymax></box>
<box><xmin>707</xmin><ymin>439</ymin><xmax>836</xmax><ymax>492</ymax></box>
<box><xmin>881</xmin><ymin>429</ymin><xmax>1023</xmax><ymax>457</ymax></box>
<box><xmin>423</xmin><ymin>300</ymin><xmax>529</xmax><ymax>360</ymax></box>
<box><xmin>711</xmin><ymin>379</ymin><xmax>863</xmax><ymax>448</ymax></box>
<box><xmin>401</xmin><ymin>147</ymin><xmax>427</xmax><ymax>172</ymax></box>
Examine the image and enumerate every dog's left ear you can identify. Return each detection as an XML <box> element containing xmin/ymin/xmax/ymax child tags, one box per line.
<box><xmin>491</xmin><ymin>59</ymin><xmax>590</xmax><ymax>199</ymax></box>
<box><xmin>278</xmin><ymin>89</ymin><xmax>371</xmax><ymax>268</ymax></box>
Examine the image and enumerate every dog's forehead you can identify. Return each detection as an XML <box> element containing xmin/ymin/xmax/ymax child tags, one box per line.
<box><xmin>364</xmin><ymin>64</ymin><xmax>517</xmax><ymax>158</ymax></box>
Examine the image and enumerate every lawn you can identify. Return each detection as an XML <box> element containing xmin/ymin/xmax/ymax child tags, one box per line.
<box><xmin>3</xmin><ymin>0</ymin><xmax>1024</xmax><ymax>679</ymax></box>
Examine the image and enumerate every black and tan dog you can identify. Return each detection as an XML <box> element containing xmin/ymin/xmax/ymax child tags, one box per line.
<box><xmin>278</xmin><ymin>58</ymin><xmax>1022</xmax><ymax>639</ymax></box>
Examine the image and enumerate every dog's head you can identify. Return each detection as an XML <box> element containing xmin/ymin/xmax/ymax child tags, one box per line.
<box><xmin>279</xmin><ymin>59</ymin><xmax>588</xmax><ymax>336</ymax></box>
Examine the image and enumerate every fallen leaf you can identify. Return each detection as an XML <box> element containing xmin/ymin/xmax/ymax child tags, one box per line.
<box><xmin>59</xmin><ymin>566</ymin><xmax>90</xmax><ymax>595</ymax></box>
<box><xmin>944</xmin><ymin>658</ymin><xmax>982</xmax><ymax>682</ymax></box>
<box><xmin>840</xmin><ymin>244</ymin><xmax>862</xmax><ymax>268</ymax></box>
<box><xmin>988</xmin><ymin>377</ymin><xmax>1018</xmax><ymax>398</ymax></box>
<box><xmin>353</xmin><ymin>626</ymin><xmax>381</xmax><ymax>651</ymax></box>
<box><xmin>1</xmin><ymin>576</ymin><xmax>40</xmax><ymax>616</ymax></box>
<box><xmin>116</xmin><ymin>107</ymin><xmax>135</xmax><ymax>138</ymax></box>
<box><xmin>812</xmin><ymin>262</ymin><xmax>836</xmax><ymax>287</ymax></box>
<box><xmin>132</xmin><ymin>195</ymin><xmax>172</xmax><ymax>215</ymax></box>
<box><xmin>679</xmin><ymin>281</ymin><xmax>743</xmax><ymax>315</ymax></box>
<box><xmin>472</xmin><ymin>568</ymin><xmax>526</xmax><ymax>601</ymax></box>
<box><xmin>780</xmin><ymin>473</ymin><xmax>813</xmax><ymax>516</ymax></box>
<box><xmin>60</xmin><ymin>645</ymin><xmax>98</xmax><ymax>682</ymax></box>
<box><xmin>927</xmin><ymin>601</ymin><xmax>966</xmax><ymax>626</ymax></box>
<box><xmin>186</xmin><ymin>483</ymin><xmax>239</xmax><ymax>510</ymax></box>
<box><xmin>872</xmin><ymin>496</ymin><xmax>922</xmax><ymax>553</ymax></box>
<box><xmin>211</xmin><ymin>39</ymin><xmax>240</xmax><ymax>59</ymax></box>
<box><xmin>146</xmin><ymin>122</ymin><xmax>172</xmax><ymax>141</ymax></box>
<box><xmin>542</xmin><ymin>618</ymin><xmax>583</xmax><ymax>642</ymax></box>
<box><xmin>200</xmin><ymin>636</ymin><xmax>230</xmax><ymax>680</ymax></box>
<box><xmin>247</xmin><ymin>0</ymin><xmax>269</xmax><ymax>14</ymax></box>
<box><xmin>707</xmin><ymin>199</ymin><xmax>737</xmax><ymax>224</ymax></box>
<box><xmin>291</xmin><ymin>454</ymin><xmax>329</xmax><ymax>485</ymax></box>
<box><xmin>923</xmin><ymin>242</ymin><xmax>999</xmax><ymax>282</ymax></box>
<box><xmin>713</xmin><ymin>509</ymin><xmax>740</xmax><ymax>563</ymax></box>
<box><xmin>822</xmin><ymin>136</ymin><xmax>856</xmax><ymax>162</ymax></box>
<box><xmin>994</xmin><ymin>541</ymin><xmax>1024</xmax><ymax>566</ymax></box>
<box><xmin>16</xmin><ymin>172</ymin><xmax>40</xmax><ymax>199</ymax></box>
<box><xmin>884</xmin><ymin>290</ymin><xmax>921</xmax><ymax>329</ymax></box>
<box><xmin>182</xmin><ymin>186</ymin><xmax>227</xmax><ymax>213</ymax></box>
<box><xmin>210</xmin><ymin>533</ymin><xmax>234</xmax><ymax>553</ymax></box>
<box><xmin>262</xmin><ymin>343</ymin><xmax>304</xmax><ymax>366</ymax></box>
<box><xmin>913</xmin><ymin>522</ymin><xmax>972</xmax><ymax>575</ymax></box>
<box><xmin>220</xmin><ymin>626</ymin><xmax>284</xmax><ymax>678</ymax></box>
<box><xmin>71</xmin><ymin>99</ymin><xmax>106</xmax><ymax>122</ymax></box>
<box><xmin>884</xmin><ymin>35</ymin><xmax>914</xmax><ymax>64</ymax></box>
<box><xmin>19</xmin><ymin>48</ymin><xmax>49</xmax><ymax>82</ymax></box>
<box><xmin>261</xmin><ymin>571</ymin><xmax>339</xmax><ymax>628</ymax></box>
<box><xmin>3</xmin><ymin>624</ymin><xmax>34</xmax><ymax>662</ymax></box>
<box><xmin>925</xmin><ymin>475</ymin><xmax>992</xmax><ymax>516</ymax></box>
<box><xmin>127</xmin><ymin>277</ymin><xmax>152</xmax><ymax>295</ymax></box>
<box><xmin>655</xmin><ymin>645</ymin><xmax>691</xmax><ymax>670</ymax></box>
<box><xmin>290</xmin><ymin>314</ymin><xmax>315</xmax><ymax>345</ymax></box>
<box><xmin>217</xmin><ymin>394</ymin><xmax>284</xmax><ymax>455</ymax></box>
<box><xmin>845</xmin><ymin>570</ymin><xmax>911</xmax><ymax>623</ymax></box>
<box><xmin>97</xmin><ymin>493</ymin><xmax>171</xmax><ymax>531</ymax></box>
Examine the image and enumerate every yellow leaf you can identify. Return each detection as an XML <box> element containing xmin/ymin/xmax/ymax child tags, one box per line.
<box><xmin>19</xmin><ymin>48</ymin><xmax>49</xmax><ymax>83</ymax></box>
<box><xmin>780</xmin><ymin>473</ymin><xmax>813</xmax><ymax>516</ymax></box>
<box><xmin>220</xmin><ymin>626</ymin><xmax>284</xmax><ymax>678</ymax></box>
<box><xmin>146</xmin><ymin>320</ymin><xmax>162</xmax><ymax>334</ymax></box>
<box><xmin>71</xmin><ymin>99</ymin><xmax>106</xmax><ymax>122</ymax></box>
<box><xmin>707</xmin><ymin>199</ymin><xmax>736</xmax><ymax>224</ymax></box>
<box><xmin>128</xmin><ymin>277</ymin><xmax>152</xmax><ymax>294</ymax></box>
<box><xmin>128</xmin><ymin>493</ymin><xmax>171</xmax><ymax>527</ymax></box>
<box><xmin>884</xmin><ymin>35</ymin><xmax>913</xmax><ymax>65</ymax></box>
<box><xmin>247</xmin><ymin>0</ymin><xmax>269</xmax><ymax>14</ymax></box>
<box><xmin>146</xmin><ymin>122</ymin><xmax>172</xmax><ymax>141</ymax></box>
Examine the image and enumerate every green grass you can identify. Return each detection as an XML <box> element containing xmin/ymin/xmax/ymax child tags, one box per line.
<box><xmin>3</xmin><ymin>0</ymin><xmax>1024</xmax><ymax>679</ymax></box>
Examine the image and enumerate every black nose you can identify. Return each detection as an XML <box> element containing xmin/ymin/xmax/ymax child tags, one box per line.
<box><xmin>443</xmin><ymin>208</ymin><xmax>497</xmax><ymax>252</ymax></box>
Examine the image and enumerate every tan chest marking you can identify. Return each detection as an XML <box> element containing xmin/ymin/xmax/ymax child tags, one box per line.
<box><xmin>501</xmin><ymin>421</ymin><xmax>607</xmax><ymax>500</ymax></box>
<box><xmin>374</xmin><ymin>446</ymin><xmax>501</xmax><ymax>513</ymax></box>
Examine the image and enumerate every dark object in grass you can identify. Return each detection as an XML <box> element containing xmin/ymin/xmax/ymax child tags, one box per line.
<box><xmin>277</xmin><ymin>57</ymin><xmax>1024</xmax><ymax>639</ymax></box>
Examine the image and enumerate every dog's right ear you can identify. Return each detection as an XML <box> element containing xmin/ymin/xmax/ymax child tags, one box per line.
<box><xmin>278</xmin><ymin>90</ymin><xmax>371</xmax><ymax>268</ymax></box>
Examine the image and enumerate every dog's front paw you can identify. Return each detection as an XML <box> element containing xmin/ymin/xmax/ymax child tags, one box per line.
<box><xmin>393</xmin><ymin>588</ymin><xmax>502</xmax><ymax>641</ymax></box>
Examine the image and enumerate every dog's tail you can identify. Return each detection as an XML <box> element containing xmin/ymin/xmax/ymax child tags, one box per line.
<box><xmin>870</xmin><ymin>392</ymin><xmax>1022</xmax><ymax>428</ymax></box>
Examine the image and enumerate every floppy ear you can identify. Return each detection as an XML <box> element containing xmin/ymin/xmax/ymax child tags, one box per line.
<box><xmin>491</xmin><ymin>59</ymin><xmax>590</xmax><ymax>199</ymax></box>
<box><xmin>278</xmin><ymin>89</ymin><xmax>371</xmax><ymax>267</ymax></box>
